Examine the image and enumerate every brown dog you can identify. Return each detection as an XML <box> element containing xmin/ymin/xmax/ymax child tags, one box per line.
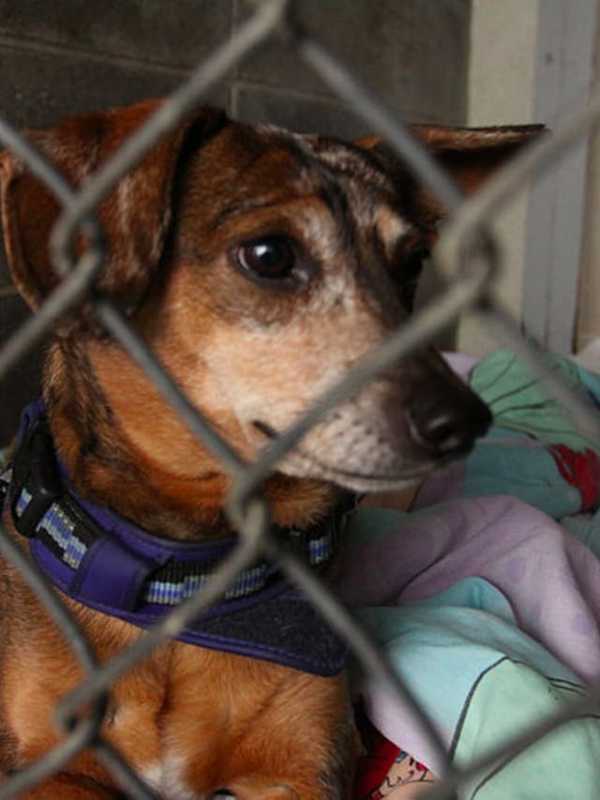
<box><xmin>0</xmin><ymin>99</ymin><xmax>539</xmax><ymax>799</ymax></box>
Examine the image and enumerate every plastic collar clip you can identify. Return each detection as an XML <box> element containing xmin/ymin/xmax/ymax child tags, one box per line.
<box><xmin>11</xmin><ymin>420</ymin><xmax>62</xmax><ymax>538</ymax></box>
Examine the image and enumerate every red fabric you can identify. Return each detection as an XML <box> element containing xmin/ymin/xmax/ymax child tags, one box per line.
<box><xmin>354</xmin><ymin>728</ymin><xmax>401</xmax><ymax>800</ymax></box>
<box><xmin>549</xmin><ymin>445</ymin><xmax>600</xmax><ymax>512</ymax></box>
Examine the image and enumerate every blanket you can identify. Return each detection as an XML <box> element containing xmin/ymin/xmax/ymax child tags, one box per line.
<box><xmin>341</xmin><ymin>499</ymin><xmax>600</xmax><ymax>798</ymax></box>
<box><xmin>344</xmin><ymin>350</ymin><xmax>600</xmax><ymax>799</ymax></box>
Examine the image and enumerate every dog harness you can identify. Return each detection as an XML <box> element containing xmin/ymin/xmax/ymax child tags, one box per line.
<box><xmin>0</xmin><ymin>400</ymin><xmax>352</xmax><ymax>676</ymax></box>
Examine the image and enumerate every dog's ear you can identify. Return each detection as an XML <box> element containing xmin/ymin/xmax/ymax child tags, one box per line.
<box><xmin>0</xmin><ymin>99</ymin><xmax>227</xmax><ymax>312</ymax></box>
<box><xmin>356</xmin><ymin>124</ymin><xmax>546</xmax><ymax>242</ymax></box>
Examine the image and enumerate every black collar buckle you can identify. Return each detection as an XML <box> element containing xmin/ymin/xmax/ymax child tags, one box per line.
<box><xmin>11</xmin><ymin>418</ymin><xmax>62</xmax><ymax>538</ymax></box>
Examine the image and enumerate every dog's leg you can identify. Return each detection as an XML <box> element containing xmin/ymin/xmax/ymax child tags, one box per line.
<box><xmin>214</xmin><ymin>711</ymin><xmax>357</xmax><ymax>800</ymax></box>
<box><xmin>162</xmin><ymin>656</ymin><xmax>357</xmax><ymax>800</ymax></box>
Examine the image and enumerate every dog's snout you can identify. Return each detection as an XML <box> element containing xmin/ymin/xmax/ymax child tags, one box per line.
<box><xmin>408</xmin><ymin>387</ymin><xmax>491</xmax><ymax>458</ymax></box>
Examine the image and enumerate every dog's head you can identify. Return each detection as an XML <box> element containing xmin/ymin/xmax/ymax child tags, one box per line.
<box><xmin>0</xmin><ymin>101</ymin><xmax>541</xmax><ymax>501</ymax></box>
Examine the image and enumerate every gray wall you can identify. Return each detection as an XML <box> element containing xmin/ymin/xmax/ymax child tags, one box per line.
<box><xmin>0</xmin><ymin>0</ymin><xmax>471</xmax><ymax>443</ymax></box>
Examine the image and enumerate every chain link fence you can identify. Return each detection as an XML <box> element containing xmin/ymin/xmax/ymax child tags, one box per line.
<box><xmin>1</xmin><ymin>1</ymin><xmax>599</xmax><ymax>797</ymax></box>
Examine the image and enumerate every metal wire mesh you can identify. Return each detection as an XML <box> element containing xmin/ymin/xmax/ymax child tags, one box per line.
<box><xmin>1</xmin><ymin>1</ymin><xmax>599</xmax><ymax>797</ymax></box>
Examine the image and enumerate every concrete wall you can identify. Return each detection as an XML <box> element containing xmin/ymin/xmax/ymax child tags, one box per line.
<box><xmin>0</xmin><ymin>0</ymin><xmax>471</xmax><ymax>443</ymax></box>
<box><xmin>578</xmin><ymin>122</ymin><xmax>600</xmax><ymax>351</ymax></box>
<box><xmin>458</xmin><ymin>0</ymin><xmax>540</xmax><ymax>355</ymax></box>
<box><xmin>463</xmin><ymin>0</ymin><xmax>597</xmax><ymax>358</ymax></box>
<box><xmin>577</xmin><ymin>0</ymin><xmax>600</xmax><ymax>352</ymax></box>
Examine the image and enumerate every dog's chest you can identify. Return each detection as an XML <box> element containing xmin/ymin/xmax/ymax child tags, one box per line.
<box><xmin>108</xmin><ymin>697</ymin><xmax>195</xmax><ymax>798</ymax></box>
<box><xmin>103</xmin><ymin>644</ymin><xmax>230</xmax><ymax>797</ymax></box>
<box><xmin>104</xmin><ymin>642</ymin><xmax>295</xmax><ymax>798</ymax></box>
<box><xmin>105</xmin><ymin>642</ymin><xmax>336</xmax><ymax>800</ymax></box>
<box><xmin>140</xmin><ymin>753</ymin><xmax>199</xmax><ymax>800</ymax></box>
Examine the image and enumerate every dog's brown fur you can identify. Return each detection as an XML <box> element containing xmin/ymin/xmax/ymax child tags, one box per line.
<box><xmin>0</xmin><ymin>99</ymin><xmax>541</xmax><ymax>798</ymax></box>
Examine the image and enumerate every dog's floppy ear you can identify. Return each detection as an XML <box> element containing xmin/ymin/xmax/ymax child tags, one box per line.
<box><xmin>0</xmin><ymin>99</ymin><xmax>227</xmax><ymax>312</ymax></box>
<box><xmin>356</xmin><ymin>124</ymin><xmax>546</xmax><ymax>241</ymax></box>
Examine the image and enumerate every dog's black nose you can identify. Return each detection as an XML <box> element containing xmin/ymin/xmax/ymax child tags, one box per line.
<box><xmin>408</xmin><ymin>390</ymin><xmax>492</xmax><ymax>457</ymax></box>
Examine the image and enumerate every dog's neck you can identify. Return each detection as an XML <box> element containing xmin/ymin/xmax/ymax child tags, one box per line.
<box><xmin>43</xmin><ymin>341</ymin><xmax>339</xmax><ymax>541</ymax></box>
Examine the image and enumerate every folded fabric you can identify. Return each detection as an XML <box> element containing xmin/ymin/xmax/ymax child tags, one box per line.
<box><xmin>414</xmin><ymin>428</ymin><xmax>585</xmax><ymax>518</ymax></box>
<box><xmin>338</xmin><ymin>496</ymin><xmax>600</xmax><ymax>797</ymax></box>
<box><xmin>469</xmin><ymin>348</ymin><xmax>600</xmax><ymax>452</ymax></box>
<box><xmin>354</xmin><ymin>580</ymin><xmax>599</xmax><ymax>798</ymax></box>
<box><xmin>562</xmin><ymin>509</ymin><xmax>600</xmax><ymax>560</ymax></box>
<box><xmin>350</xmin><ymin>350</ymin><xmax>600</xmax><ymax>797</ymax></box>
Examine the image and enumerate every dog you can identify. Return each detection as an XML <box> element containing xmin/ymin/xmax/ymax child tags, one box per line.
<box><xmin>0</xmin><ymin>99</ymin><xmax>540</xmax><ymax>799</ymax></box>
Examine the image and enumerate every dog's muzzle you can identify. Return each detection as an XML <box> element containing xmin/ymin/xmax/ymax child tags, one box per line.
<box><xmin>254</xmin><ymin>352</ymin><xmax>492</xmax><ymax>493</ymax></box>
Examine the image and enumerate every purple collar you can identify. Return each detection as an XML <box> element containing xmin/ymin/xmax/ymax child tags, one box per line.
<box><xmin>0</xmin><ymin>400</ymin><xmax>350</xmax><ymax>676</ymax></box>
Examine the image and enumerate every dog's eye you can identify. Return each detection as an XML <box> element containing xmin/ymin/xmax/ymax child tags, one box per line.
<box><xmin>235</xmin><ymin>237</ymin><xmax>296</xmax><ymax>281</ymax></box>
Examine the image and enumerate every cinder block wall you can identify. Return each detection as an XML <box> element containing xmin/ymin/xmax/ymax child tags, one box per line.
<box><xmin>0</xmin><ymin>0</ymin><xmax>470</xmax><ymax>443</ymax></box>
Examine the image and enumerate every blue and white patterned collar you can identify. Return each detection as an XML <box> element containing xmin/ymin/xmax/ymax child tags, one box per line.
<box><xmin>0</xmin><ymin>400</ymin><xmax>353</xmax><ymax>676</ymax></box>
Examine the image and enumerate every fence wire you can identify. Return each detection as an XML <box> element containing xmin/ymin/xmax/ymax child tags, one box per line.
<box><xmin>0</xmin><ymin>1</ymin><xmax>599</xmax><ymax>798</ymax></box>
